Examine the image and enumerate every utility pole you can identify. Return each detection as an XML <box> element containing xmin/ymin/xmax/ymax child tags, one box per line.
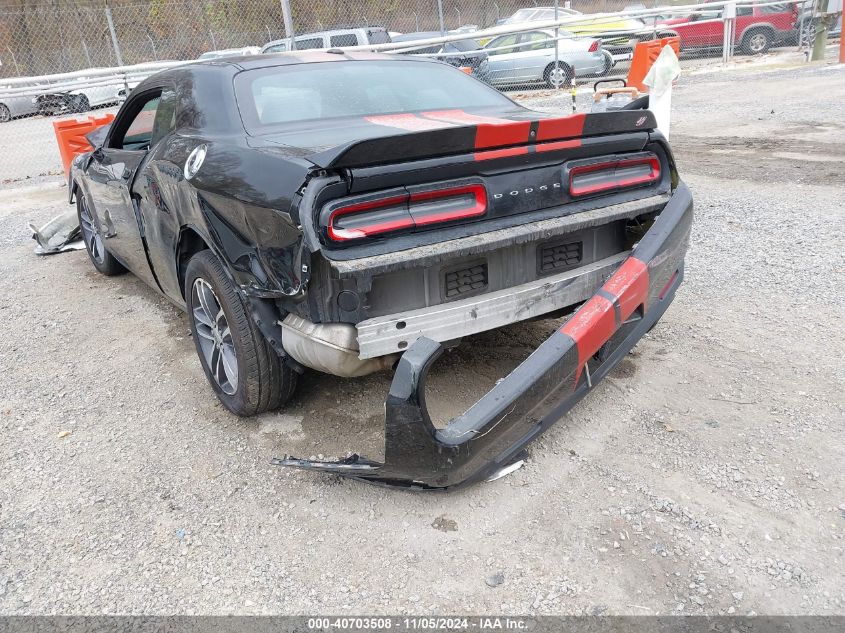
<box><xmin>811</xmin><ymin>0</ymin><xmax>830</xmax><ymax>61</ymax></box>
<box><xmin>554</xmin><ymin>0</ymin><xmax>561</xmax><ymax>89</ymax></box>
<box><xmin>104</xmin><ymin>1</ymin><xmax>124</xmax><ymax>67</ymax></box>
<box><xmin>437</xmin><ymin>0</ymin><xmax>446</xmax><ymax>36</ymax></box>
<box><xmin>280</xmin><ymin>0</ymin><xmax>296</xmax><ymax>50</ymax></box>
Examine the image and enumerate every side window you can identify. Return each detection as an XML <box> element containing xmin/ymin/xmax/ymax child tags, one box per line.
<box><xmin>518</xmin><ymin>32</ymin><xmax>551</xmax><ymax>52</ymax></box>
<box><xmin>488</xmin><ymin>34</ymin><xmax>518</xmax><ymax>55</ymax></box>
<box><xmin>736</xmin><ymin>6</ymin><xmax>754</xmax><ymax>16</ymax></box>
<box><xmin>113</xmin><ymin>92</ymin><xmax>161</xmax><ymax>150</ymax></box>
<box><xmin>295</xmin><ymin>37</ymin><xmax>324</xmax><ymax>50</ymax></box>
<box><xmin>330</xmin><ymin>33</ymin><xmax>359</xmax><ymax>47</ymax></box>
<box><xmin>150</xmin><ymin>88</ymin><xmax>178</xmax><ymax>146</ymax></box>
<box><xmin>759</xmin><ymin>3</ymin><xmax>788</xmax><ymax>13</ymax></box>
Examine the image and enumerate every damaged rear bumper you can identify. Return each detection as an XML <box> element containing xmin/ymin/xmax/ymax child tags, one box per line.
<box><xmin>274</xmin><ymin>182</ymin><xmax>693</xmax><ymax>489</ymax></box>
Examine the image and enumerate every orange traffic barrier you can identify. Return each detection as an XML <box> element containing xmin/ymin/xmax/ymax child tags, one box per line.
<box><xmin>52</xmin><ymin>113</ymin><xmax>115</xmax><ymax>177</ymax></box>
<box><xmin>626</xmin><ymin>37</ymin><xmax>681</xmax><ymax>92</ymax></box>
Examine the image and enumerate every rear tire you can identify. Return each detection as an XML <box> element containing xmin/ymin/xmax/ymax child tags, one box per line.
<box><xmin>77</xmin><ymin>192</ymin><xmax>125</xmax><ymax>276</ymax></box>
<box><xmin>543</xmin><ymin>62</ymin><xmax>574</xmax><ymax>88</ymax></box>
<box><xmin>185</xmin><ymin>250</ymin><xmax>297</xmax><ymax>417</ymax></box>
<box><xmin>742</xmin><ymin>28</ymin><xmax>772</xmax><ymax>54</ymax></box>
<box><xmin>0</xmin><ymin>104</ymin><xmax>10</xmax><ymax>123</ymax></box>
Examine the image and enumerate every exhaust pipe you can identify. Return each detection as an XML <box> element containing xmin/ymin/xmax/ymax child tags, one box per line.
<box><xmin>280</xmin><ymin>314</ymin><xmax>398</xmax><ymax>378</ymax></box>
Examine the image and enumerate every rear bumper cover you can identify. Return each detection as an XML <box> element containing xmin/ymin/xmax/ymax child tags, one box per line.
<box><xmin>274</xmin><ymin>182</ymin><xmax>693</xmax><ymax>489</ymax></box>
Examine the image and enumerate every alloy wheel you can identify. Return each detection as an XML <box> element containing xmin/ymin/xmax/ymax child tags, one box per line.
<box><xmin>0</xmin><ymin>105</ymin><xmax>10</xmax><ymax>123</ymax></box>
<box><xmin>78</xmin><ymin>197</ymin><xmax>105</xmax><ymax>264</ymax></box>
<box><xmin>547</xmin><ymin>65</ymin><xmax>571</xmax><ymax>88</ymax></box>
<box><xmin>191</xmin><ymin>278</ymin><xmax>238</xmax><ymax>395</ymax></box>
<box><xmin>749</xmin><ymin>33</ymin><xmax>767</xmax><ymax>53</ymax></box>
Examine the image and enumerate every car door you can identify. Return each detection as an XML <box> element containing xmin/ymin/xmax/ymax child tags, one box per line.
<box><xmin>132</xmin><ymin>87</ymin><xmax>189</xmax><ymax>302</ymax></box>
<box><xmin>484</xmin><ymin>34</ymin><xmax>520</xmax><ymax>83</ymax></box>
<box><xmin>734</xmin><ymin>5</ymin><xmax>757</xmax><ymax>43</ymax></box>
<box><xmin>509</xmin><ymin>31</ymin><xmax>554</xmax><ymax>82</ymax></box>
<box><xmin>82</xmin><ymin>88</ymin><xmax>163</xmax><ymax>288</ymax></box>
<box><xmin>679</xmin><ymin>9</ymin><xmax>724</xmax><ymax>46</ymax></box>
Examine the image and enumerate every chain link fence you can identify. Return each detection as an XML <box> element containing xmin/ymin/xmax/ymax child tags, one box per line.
<box><xmin>0</xmin><ymin>0</ymin><xmax>821</xmax><ymax>187</ymax></box>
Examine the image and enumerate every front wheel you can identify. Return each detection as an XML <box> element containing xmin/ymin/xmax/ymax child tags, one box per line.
<box><xmin>0</xmin><ymin>104</ymin><xmax>10</xmax><ymax>123</ymax></box>
<box><xmin>77</xmin><ymin>192</ymin><xmax>124</xmax><ymax>276</ymax></box>
<box><xmin>544</xmin><ymin>62</ymin><xmax>574</xmax><ymax>88</ymax></box>
<box><xmin>743</xmin><ymin>29</ymin><xmax>772</xmax><ymax>54</ymax></box>
<box><xmin>185</xmin><ymin>250</ymin><xmax>297</xmax><ymax>416</ymax></box>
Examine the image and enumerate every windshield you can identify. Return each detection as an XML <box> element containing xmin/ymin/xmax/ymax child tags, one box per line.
<box><xmin>235</xmin><ymin>60</ymin><xmax>513</xmax><ymax>131</ymax></box>
<box><xmin>505</xmin><ymin>8</ymin><xmax>536</xmax><ymax>22</ymax></box>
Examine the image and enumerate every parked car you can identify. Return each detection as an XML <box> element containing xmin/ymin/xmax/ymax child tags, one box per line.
<box><xmin>36</xmin><ymin>75</ymin><xmax>123</xmax><ymax>115</ymax></box>
<box><xmin>67</xmin><ymin>52</ymin><xmax>691</xmax><ymax>488</ymax></box>
<box><xmin>658</xmin><ymin>0</ymin><xmax>800</xmax><ymax>53</ymax></box>
<box><xmin>197</xmin><ymin>46</ymin><xmax>261</xmax><ymax>60</ymax></box>
<box><xmin>0</xmin><ymin>82</ymin><xmax>42</xmax><ymax>122</ymax></box>
<box><xmin>261</xmin><ymin>27</ymin><xmax>391</xmax><ymax>53</ymax></box>
<box><xmin>484</xmin><ymin>29</ymin><xmax>608</xmax><ymax>86</ymax></box>
<box><xmin>496</xmin><ymin>6</ymin><xmax>675</xmax><ymax>61</ymax></box>
<box><xmin>391</xmin><ymin>32</ymin><xmax>491</xmax><ymax>82</ymax></box>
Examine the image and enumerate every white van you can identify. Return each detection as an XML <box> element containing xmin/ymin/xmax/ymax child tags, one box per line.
<box><xmin>261</xmin><ymin>27</ymin><xmax>391</xmax><ymax>53</ymax></box>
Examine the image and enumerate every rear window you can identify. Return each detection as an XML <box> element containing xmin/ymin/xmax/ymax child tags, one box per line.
<box><xmin>330</xmin><ymin>33</ymin><xmax>359</xmax><ymax>47</ymax></box>
<box><xmin>506</xmin><ymin>8</ymin><xmax>538</xmax><ymax>23</ymax></box>
<box><xmin>236</xmin><ymin>60</ymin><xmax>512</xmax><ymax>131</ymax></box>
<box><xmin>265</xmin><ymin>42</ymin><xmax>287</xmax><ymax>53</ymax></box>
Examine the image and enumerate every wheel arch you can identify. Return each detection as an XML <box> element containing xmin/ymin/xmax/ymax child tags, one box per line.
<box><xmin>740</xmin><ymin>22</ymin><xmax>776</xmax><ymax>42</ymax></box>
<box><xmin>176</xmin><ymin>225</ymin><xmax>212</xmax><ymax>299</ymax></box>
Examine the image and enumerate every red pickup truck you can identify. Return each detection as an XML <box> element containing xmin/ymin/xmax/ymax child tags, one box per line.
<box><xmin>659</xmin><ymin>1</ymin><xmax>799</xmax><ymax>54</ymax></box>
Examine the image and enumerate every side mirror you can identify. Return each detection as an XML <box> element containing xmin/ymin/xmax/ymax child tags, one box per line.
<box><xmin>85</xmin><ymin>123</ymin><xmax>111</xmax><ymax>151</ymax></box>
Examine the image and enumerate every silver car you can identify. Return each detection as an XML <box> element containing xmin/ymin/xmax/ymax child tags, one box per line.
<box><xmin>484</xmin><ymin>29</ymin><xmax>609</xmax><ymax>88</ymax></box>
<box><xmin>0</xmin><ymin>83</ymin><xmax>41</xmax><ymax>123</ymax></box>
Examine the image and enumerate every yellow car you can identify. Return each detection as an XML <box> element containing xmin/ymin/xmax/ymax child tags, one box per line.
<box><xmin>493</xmin><ymin>6</ymin><xmax>672</xmax><ymax>60</ymax></box>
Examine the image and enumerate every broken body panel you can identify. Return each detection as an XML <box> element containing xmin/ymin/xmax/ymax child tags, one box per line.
<box><xmin>69</xmin><ymin>52</ymin><xmax>692</xmax><ymax>489</ymax></box>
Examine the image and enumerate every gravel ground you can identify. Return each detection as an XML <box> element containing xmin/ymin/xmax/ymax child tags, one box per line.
<box><xmin>0</xmin><ymin>60</ymin><xmax>843</xmax><ymax>615</ymax></box>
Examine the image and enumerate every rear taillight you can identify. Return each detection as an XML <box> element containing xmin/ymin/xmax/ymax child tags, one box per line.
<box><xmin>327</xmin><ymin>195</ymin><xmax>412</xmax><ymax>241</ymax></box>
<box><xmin>410</xmin><ymin>183</ymin><xmax>487</xmax><ymax>226</ymax></box>
<box><xmin>588</xmin><ymin>39</ymin><xmax>601</xmax><ymax>52</ymax></box>
<box><xmin>568</xmin><ymin>155</ymin><xmax>661</xmax><ymax>197</ymax></box>
<box><xmin>327</xmin><ymin>184</ymin><xmax>487</xmax><ymax>242</ymax></box>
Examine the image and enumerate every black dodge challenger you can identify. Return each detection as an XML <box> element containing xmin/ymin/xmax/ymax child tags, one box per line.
<box><xmin>68</xmin><ymin>50</ymin><xmax>693</xmax><ymax>489</ymax></box>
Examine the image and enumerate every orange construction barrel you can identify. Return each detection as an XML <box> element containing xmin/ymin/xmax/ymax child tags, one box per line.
<box><xmin>52</xmin><ymin>113</ymin><xmax>115</xmax><ymax>177</ymax></box>
<box><xmin>626</xmin><ymin>37</ymin><xmax>681</xmax><ymax>92</ymax></box>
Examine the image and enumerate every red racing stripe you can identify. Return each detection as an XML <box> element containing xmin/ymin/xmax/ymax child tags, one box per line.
<box><xmin>421</xmin><ymin>109</ymin><xmax>516</xmax><ymax>126</ymax></box>
<box><xmin>536</xmin><ymin>114</ymin><xmax>586</xmax><ymax>142</ymax></box>
<box><xmin>535</xmin><ymin>139</ymin><xmax>582</xmax><ymax>153</ymax></box>
<box><xmin>601</xmin><ymin>257</ymin><xmax>649</xmax><ymax>320</ymax></box>
<box><xmin>474</xmin><ymin>120</ymin><xmax>532</xmax><ymax>149</ymax></box>
<box><xmin>364</xmin><ymin>114</ymin><xmax>455</xmax><ymax>132</ymax></box>
<box><xmin>422</xmin><ymin>109</ymin><xmax>531</xmax><ymax>149</ymax></box>
<box><xmin>560</xmin><ymin>295</ymin><xmax>617</xmax><ymax>385</ymax></box>
<box><xmin>473</xmin><ymin>147</ymin><xmax>530</xmax><ymax>162</ymax></box>
<box><xmin>561</xmin><ymin>256</ymin><xmax>650</xmax><ymax>386</ymax></box>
